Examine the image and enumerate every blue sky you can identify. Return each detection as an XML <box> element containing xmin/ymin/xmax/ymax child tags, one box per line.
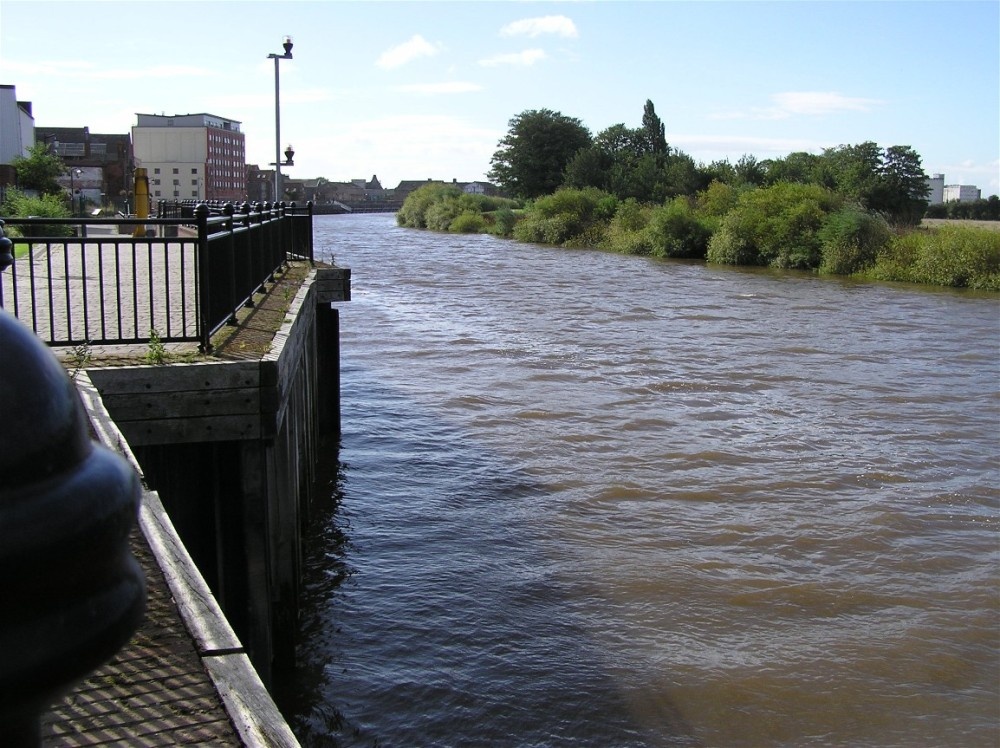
<box><xmin>1</xmin><ymin>0</ymin><xmax>997</xmax><ymax>194</ymax></box>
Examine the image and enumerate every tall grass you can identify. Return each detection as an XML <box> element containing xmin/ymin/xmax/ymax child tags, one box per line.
<box><xmin>866</xmin><ymin>226</ymin><xmax>1000</xmax><ymax>290</ymax></box>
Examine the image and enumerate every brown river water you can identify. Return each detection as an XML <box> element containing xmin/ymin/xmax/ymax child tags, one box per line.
<box><xmin>276</xmin><ymin>213</ymin><xmax>999</xmax><ymax>747</ymax></box>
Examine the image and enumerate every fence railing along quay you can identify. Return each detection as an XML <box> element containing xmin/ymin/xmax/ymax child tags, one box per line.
<box><xmin>0</xmin><ymin>201</ymin><xmax>313</xmax><ymax>353</ymax></box>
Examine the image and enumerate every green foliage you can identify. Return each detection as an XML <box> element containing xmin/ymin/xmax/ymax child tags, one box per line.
<box><xmin>641</xmin><ymin>99</ymin><xmax>668</xmax><ymax>156</ymax></box>
<box><xmin>601</xmin><ymin>199</ymin><xmax>655</xmax><ymax>255</ymax></box>
<box><xmin>763</xmin><ymin>151</ymin><xmax>825</xmax><ymax>186</ymax></box>
<box><xmin>707</xmin><ymin>182</ymin><xmax>841</xmax><ymax>269</ymax></box>
<box><xmin>646</xmin><ymin>198</ymin><xmax>713</xmax><ymax>259</ymax></box>
<box><xmin>867</xmin><ymin>226</ymin><xmax>1000</xmax><ymax>290</ymax></box>
<box><xmin>398</xmin><ymin>184</ymin><xmax>521</xmax><ymax>235</ymax></box>
<box><xmin>599</xmin><ymin>197</ymin><xmax>711</xmax><ymax>259</ymax></box>
<box><xmin>145</xmin><ymin>328</ymin><xmax>167</xmax><ymax>365</ymax></box>
<box><xmin>0</xmin><ymin>188</ymin><xmax>72</xmax><ymax>237</ymax></box>
<box><xmin>11</xmin><ymin>142</ymin><xmax>66</xmax><ymax>195</ymax></box>
<box><xmin>450</xmin><ymin>211</ymin><xmax>487</xmax><ymax>233</ymax></box>
<box><xmin>817</xmin><ymin>205</ymin><xmax>891</xmax><ymax>275</ymax></box>
<box><xmin>67</xmin><ymin>340</ymin><xmax>93</xmax><ymax>380</ymax></box>
<box><xmin>924</xmin><ymin>196</ymin><xmax>1000</xmax><ymax>221</ymax></box>
<box><xmin>424</xmin><ymin>195</ymin><xmax>464</xmax><ymax>231</ymax></box>
<box><xmin>820</xmin><ymin>142</ymin><xmax>928</xmax><ymax>225</ymax></box>
<box><xmin>513</xmin><ymin>188</ymin><xmax>617</xmax><ymax>246</ymax></box>
<box><xmin>696</xmin><ymin>180</ymin><xmax>740</xmax><ymax>219</ymax></box>
<box><xmin>488</xmin><ymin>109</ymin><xmax>592</xmax><ymax>199</ymax></box>
<box><xmin>490</xmin><ymin>207</ymin><xmax>517</xmax><ymax>237</ymax></box>
<box><xmin>397</xmin><ymin>183</ymin><xmax>462</xmax><ymax>228</ymax></box>
<box><xmin>563</xmin><ymin>102</ymin><xmax>701</xmax><ymax>203</ymax></box>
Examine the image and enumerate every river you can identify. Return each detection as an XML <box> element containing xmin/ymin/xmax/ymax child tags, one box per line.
<box><xmin>275</xmin><ymin>213</ymin><xmax>999</xmax><ymax>747</ymax></box>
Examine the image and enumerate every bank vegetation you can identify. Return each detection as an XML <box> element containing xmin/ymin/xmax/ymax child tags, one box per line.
<box><xmin>397</xmin><ymin>101</ymin><xmax>999</xmax><ymax>292</ymax></box>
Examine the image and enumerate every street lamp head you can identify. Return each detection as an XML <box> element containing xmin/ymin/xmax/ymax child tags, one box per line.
<box><xmin>284</xmin><ymin>144</ymin><xmax>295</xmax><ymax>165</ymax></box>
<box><xmin>282</xmin><ymin>36</ymin><xmax>293</xmax><ymax>57</ymax></box>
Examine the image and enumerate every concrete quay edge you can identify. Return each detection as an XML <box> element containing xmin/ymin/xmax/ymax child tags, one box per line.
<box><xmin>72</xmin><ymin>371</ymin><xmax>301</xmax><ymax>747</ymax></box>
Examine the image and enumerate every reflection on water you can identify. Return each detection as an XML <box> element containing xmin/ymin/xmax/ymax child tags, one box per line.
<box><xmin>276</xmin><ymin>214</ymin><xmax>999</xmax><ymax>747</ymax></box>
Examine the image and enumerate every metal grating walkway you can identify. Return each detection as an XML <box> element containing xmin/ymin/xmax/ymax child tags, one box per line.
<box><xmin>40</xmin><ymin>529</ymin><xmax>241</xmax><ymax>746</ymax></box>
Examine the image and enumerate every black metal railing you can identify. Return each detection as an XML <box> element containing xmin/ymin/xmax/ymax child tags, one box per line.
<box><xmin>0</xmin><ymin>201</ymin><xmax>313</xmax><ymax>352</ymax></box>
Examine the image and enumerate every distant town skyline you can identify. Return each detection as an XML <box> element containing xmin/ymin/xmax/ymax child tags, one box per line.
<box><xmin>1</xmin><ymin>1</ymin><xmax>997</xmax><ymax>195</ymax></box>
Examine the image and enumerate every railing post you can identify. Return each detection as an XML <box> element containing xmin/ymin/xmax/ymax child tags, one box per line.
<box><xmin>0</xmin><ymin>307</ymin><xmax>145</xmax><ymax>747</ymax></box>
<box><xmin>306</xmin><ymin>200</ymin><xmax>314</xmax><ymax>263</ymax></box>
<box><xmin>195</xmin><ymin>202</ymin><xmax>212</xmax><ymax>352</ymax></box>
<box><xmin>222</xmin><ymin>203</ymin><xmax>242</xmax><ymax>316</ymax></box>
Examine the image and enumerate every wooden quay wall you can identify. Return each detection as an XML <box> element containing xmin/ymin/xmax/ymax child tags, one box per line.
<box><xmin>86</xmin><ymin>266</ymin><xmax>350</xmax><ymax>686</ymax></box>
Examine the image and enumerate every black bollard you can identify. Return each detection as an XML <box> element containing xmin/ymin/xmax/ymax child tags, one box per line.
<box><xmin>0</xmin><ymin>306</ymin><xmax>146</xmax><ymax>746</ymax></box>
<box><xmin>0</xmin><ymin>220</ymin><xmax>12</xmax><ymax>272</ymax></box>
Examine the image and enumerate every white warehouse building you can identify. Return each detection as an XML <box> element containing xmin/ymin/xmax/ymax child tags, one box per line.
<box><xmin>132</xmin><ymin>113</ymin><xmax>245</xmax><ymax>203</ymax></box>
<box><xmin>943</xmin><ymin>184</ymin><xmax>981</xmax><ymax>203</ymax></box>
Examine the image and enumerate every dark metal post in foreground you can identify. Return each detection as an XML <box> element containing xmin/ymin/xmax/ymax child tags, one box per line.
<box><xmin>0</xmin><ymin>220</ymin><xmax>146</xmax><ymax>745</ymax></box>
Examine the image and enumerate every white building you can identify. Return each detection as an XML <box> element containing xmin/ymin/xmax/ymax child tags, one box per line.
<box><xmin>132</xmin><ymin>113</ymin><xmax>245</xmax><ymax>203</ymax></box>
<box><xmin>943</xmin><ymin>184</ymin><xmax>981</xmax><ymax>203</ymax></box>
<box><xmin>0</xmin><ymin>84</ymin><xmax>34</xmax><ymax>199</ymax></box>
<box><xmin>925</xmin><ymin>174</ymin><xmax>945</xmax><ymax>205</ymax></box>
<box><xmin>0</xmin><ymin>84</ymin><xmax>33</xmax><ymax>164</ymax></box>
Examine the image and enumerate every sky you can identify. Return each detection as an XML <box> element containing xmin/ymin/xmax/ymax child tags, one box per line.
<box><xmin>1</xmin><ymin>0</ymin><xmax>997</xmax><ymax>194</ymax></box>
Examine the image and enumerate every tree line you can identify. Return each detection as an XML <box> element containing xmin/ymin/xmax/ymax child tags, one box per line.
<box><xmin>487</xmin><ymin>102</ymin><xmax>938</xmax><ymax>226</ymax></box>
<box><xmin>396</xmin><ymin>101</ymin><xmax>999</xmax><ymax>291</ymax></box>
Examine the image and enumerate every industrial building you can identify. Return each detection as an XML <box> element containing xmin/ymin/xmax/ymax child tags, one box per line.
<box><xmin>132</xmin><ymin>113</ymin><xmax>246</xmax><ymax>203</ymax></box>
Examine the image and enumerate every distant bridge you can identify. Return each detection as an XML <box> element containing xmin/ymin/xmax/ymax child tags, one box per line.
<box><xmin>314</xmin><ymin>201</ymin><xmax>401</xmax><ymax>215</ymax></box>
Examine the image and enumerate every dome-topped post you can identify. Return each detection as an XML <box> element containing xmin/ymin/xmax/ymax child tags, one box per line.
<box><xmin>0</xmin><ymin>306</ymin><xmax>146</xmax><ymax>746</ymax></box>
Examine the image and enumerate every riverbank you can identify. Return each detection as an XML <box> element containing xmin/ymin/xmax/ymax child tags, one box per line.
<box><xmin>921</xmin><ymin>217</ymin><xmax>1000</xmax><ymax>231</ymax></box>
<box><xmin>397</xmin><ymin>183</ymin><xmax>1000</xmax><ymax>291</ymax></box>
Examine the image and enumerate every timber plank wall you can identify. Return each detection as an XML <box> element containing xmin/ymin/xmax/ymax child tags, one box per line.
<box><xmin>88</xmin><ymin>267</ymin><xmax>350</xmax><ymax>685</ymax></box>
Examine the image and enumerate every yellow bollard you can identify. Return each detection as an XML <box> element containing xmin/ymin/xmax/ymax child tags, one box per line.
<box><xmin>132</xmin><ymin>168</ymin><xmax>149</xmax><ymax>237</ymax></box>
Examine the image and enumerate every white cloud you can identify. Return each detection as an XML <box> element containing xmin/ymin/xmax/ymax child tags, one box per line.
<box><xmin>291</xmin><ymin>114</ymin><xmax>503</xmax><ymax>186</ymax></box>
<box><xmin>672</xmin><ymin>133</ymin><xmax>828</xmax><ymax>160</ymax></box>
<box><xmin>395</xmin><ymin>82</ymin><xmax>483</xmax><ymax>94</ymax></box>
<box><xmin>376</xmin><ymin>35</ymin><xmax>440</xmax><ymax>70</ymax></box>
<box><xmin>500</xmin><ymin>15</ymin><xmax>579</xmax><ymax>38</ymax></box>
<box><xmin>2</xmin><ymin>58</ymin><xmax>216</xmax><ymax>82</ymax></box>
<box><xmin>478</xmin><ymin>49</ymin><xmax>547</xmax><ymax>67</ymax></box>
<box><xmin>935</xmin><ymin>158</ymin><xmax>1000</xmax><ymax>192</ymax></box>
<box><xmin>712</xmin><ymin>91</ymin><xmax>882</xmax><ymax>121</ymax></box>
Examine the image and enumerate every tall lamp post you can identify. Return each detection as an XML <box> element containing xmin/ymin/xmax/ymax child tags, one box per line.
<box><xmin>69</xmin><ymin>168</ymin><xmax>82</xmax><ymax>217</ymax></box>
<box><xmin>268</xmin><ymin>36</ymin><xmax>294</xmax><ymax>203</ymax></box>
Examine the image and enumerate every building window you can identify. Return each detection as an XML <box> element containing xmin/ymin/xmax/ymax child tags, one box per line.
<box><xmin>172</xmin><ymin>168</ymin><xmax>179</xmax><ymax>174</ymax></box>
<box><xmin>154</xmin><ymin>168</ymin><xmax>160</xmax><ymax>174</ymax></box>
<box><xmin>191</xmin><ymin>168</ymin><xmax>198</xmax><ymax>174</ymax></box>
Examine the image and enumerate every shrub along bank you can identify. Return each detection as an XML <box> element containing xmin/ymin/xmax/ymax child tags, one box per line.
<box><xmin>397</xmin><ymin>183</ymin><xmax>1000</xmax><ymax>292</ymax></box>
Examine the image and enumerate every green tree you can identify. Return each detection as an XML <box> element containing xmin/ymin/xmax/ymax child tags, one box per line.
<box><xmin>763</xmin><ymin>151</ymin><xmax>824</xmax><ymax>185</ymax></box>
<box><xmin>488</xmin><ymin>109</ymin><xmax>591</xmax><ymax>199</ymax></box>
<box><xmin>707</xmin><ymin>182</ymin><xmax>841</xmax><ymax>269</ymax></box>
<box><xmin>823</xmin><ymin>141</ymin><xmax>883</xmax><ymax>205</ymax></box>
<box><xmin>0</xmin><ymin>188</ymin><xmax>72</xmax><ymax>236</ymax></box>
<box><xmin>871</xmin><ymin>145</ymin><xmax>929</xmax><ymax>225</ymax></box>
<box><xmin>641</xmin><ymin>99</ymin><xmax>668</xmax><ymax>157</ymax></box>
<box><xmin>819</xmin><ymin>142</ymin><xmax>929</xmax><ymax>225</ymax></box>
<box><xmin>11</xmin><ymin>142</ymin><xmax>66</xmax><ymax>195</ymax></box>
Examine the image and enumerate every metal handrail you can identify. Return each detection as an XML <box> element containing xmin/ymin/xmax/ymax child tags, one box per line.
<box><xmin>0</xmin><ymin>201</ymin><xmax>313</xmax><ymax>352</ymax></box>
